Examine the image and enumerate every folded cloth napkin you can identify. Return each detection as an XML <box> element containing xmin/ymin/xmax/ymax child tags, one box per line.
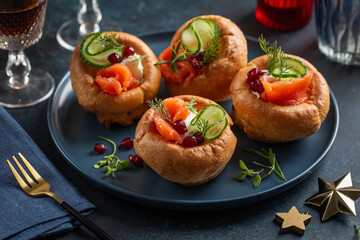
<box><xmin>0</xmin><ymin>106</ymin><xmax>95</xmax><ymax>240</ymax></box>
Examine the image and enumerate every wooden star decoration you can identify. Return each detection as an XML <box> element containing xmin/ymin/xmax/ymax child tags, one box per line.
<box><xmin>275</xmin><ymin>206</ymin><xmax>311</xmax><ymax>235</ymax></box>
<box><xmin>305</xmin><ymin>172</ymin><xmax>360</xmax><ymax>222</ymax></box>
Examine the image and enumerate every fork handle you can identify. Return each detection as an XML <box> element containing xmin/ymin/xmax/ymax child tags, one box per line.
<box><xmin>61</xmin><ymin>201</ymin><xmax>114</xmax><ymax>240</ymax></box>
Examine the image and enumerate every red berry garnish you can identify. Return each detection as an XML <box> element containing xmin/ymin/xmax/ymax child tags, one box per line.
<box><xmin>247</xmin><ymin>68</ymin><xmax>264</xmax><ymax>83</ymax></box>
<box><xmin>107</xmin><ymin>53</ymin><xmax>121</xmax><ymax>64</ymax></box>
<box><xmin>120</xmin><ymin>137</ymin><xmax>133</xmax><ymax>150</ymax></box>
<box><xmin>124</xmin><ymin>46</ymin><xmax>135</xmax><ymax>58</ymax></box>
<box><xmin>195</xmin><ymin>51</ymin><xmax>205</xmax><ymax>61</ymax></box>
<box><xmin>173</xmin><ymin>119</ymin><xmax>187</xmax><ymax>134</ymax></box>
<box><xmin>250</xmin><ymin>79</ymin><xmax>265</xmax><ymax>93</ymax></box>
<box><xmin>190</xmin><ymin>57</ymin><xmax>202</xmax><ymax>69</ymax></box>
<box><xmin>183</xmin><ymin>136</ymin><xmax>197</xmax><ymax>147</ymax></box>
<box><xmin>94</xmin><ymin>143</ymin><xmax>107</xmax><ymax>154</ymax></box>
<box><xmin>193</xmin><ymin>132</ymin><xmax>205</xmax><ymax>145</ymax></box>
<box><xmin>129</xmin><ymin>154</ymin><xmax>144</xmax><ymax>167</ymax></box>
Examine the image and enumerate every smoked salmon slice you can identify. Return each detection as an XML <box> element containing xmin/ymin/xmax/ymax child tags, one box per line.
<box><xmin>261</xmin><ymin>72</ymin><xmax>313</xmax><ymax>105</ymax></box>
<box><xmin>153</xmin><ymin>97</ymin><xmax>191</xmax><ymax>143</ymax></box>
<box><xmin>95</xmin><ymin>63</ymin><xmax>133</xmax><ymax>95</ymax></box>
<box><xmin>154</xmin><ymin>114</ymin><xmax>183</xmax><ymax>144</ymax></box>
<box><xmin>158</xmin><ymin>46</ymin><xmax>195</xmax><ymax>86</ymax></box>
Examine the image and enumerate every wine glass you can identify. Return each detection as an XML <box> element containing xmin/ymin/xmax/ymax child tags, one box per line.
<box><xmin>0</xmin><ymin>0</ymin><xmax>54</xmax><ymax>108</ymax></box>
<box><xmin>56</xmin><ymin>0</ymin><xmax>122</xmax><ymax>51</ymax></box>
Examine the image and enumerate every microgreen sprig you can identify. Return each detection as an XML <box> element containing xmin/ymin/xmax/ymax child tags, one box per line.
<box><xmin>236</xmin><ymin>148</ymin><xmax>286</xmax><ymax>187</ymax></box>
<box><xmin>94</xmin><ymin>136</ymin><xmax>130</xmax><ymax>177</ymax></box>
<box><xmin>258</xmin><ymin>34</ymin><xmax>291</xmax><ymax>81</ymax></box>
<box><xmin>355</xmin><ymin>222</ymin><xmax>360</xmax><ymax>240</ymax></box>
<box><xmin>184</xmin><ymin>97</ymin><xmax>198</xmax><ymax>114</ymax></box>
<box><xmin>147</xmin><ymin>98</ymin><xmax>172</xmax><ymax>125</ymax></box>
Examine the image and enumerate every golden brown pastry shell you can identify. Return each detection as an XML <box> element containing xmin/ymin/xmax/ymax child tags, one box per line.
<box><xmin>165</xmin><ymin>15</ymin><xmax>248</xmax><ymax>102</ymax></box>
<box><xmin>230</xmin><ymin>54</ymin><xmax>330</xmax><ymax>143</ymax></box>
<box><xmin>134</xmin><ymin>95</ymin><xmax>237</xmax><ymax>186</ymax></box>
<box><xmin>70</xmin><ymin>32</ymin><xmax>161</xmax><ymax>127</ymax></box>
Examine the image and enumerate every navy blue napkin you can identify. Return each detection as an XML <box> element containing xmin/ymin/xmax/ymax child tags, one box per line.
<box><xmin>0</xmin><ymin>106</ymin><xmax>95</xmax><ymax>240</ymax></box>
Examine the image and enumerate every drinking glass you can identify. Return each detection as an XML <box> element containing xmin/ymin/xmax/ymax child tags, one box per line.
<box><xmin>56</xmin><ymin>0</ymin><xmax>122</xmax><ymax>51</ymax></box>
<box><xmin>256</xmin><ymin>0</ymin><xmax>313</xmax><ymax>31</ymax></box>
<box><xmin>315</xmin><ymin>0</ymin><xmax>360</xmax><ymax>65</ymax></box>
<box><xmin>0</xmin><ymin>0</ymin><xmax>54</xmax><ymax>108</ymax></box>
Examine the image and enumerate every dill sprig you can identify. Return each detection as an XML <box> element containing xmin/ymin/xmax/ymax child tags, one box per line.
<box><xmin>196</xmin><ymin>118</ymin><xmax>211</xmax><ymax>134</ymax></box>
<box><xmin>94</xmin><ymin>32</ymin><xmax>123</xmax><ymax>49</ymax></box>
<box><xmin>203</xmin><ymin>21</ymin><xmax>222</xmax><ymax>64</ymax></box>
<box><xmin>184</xmin><ymin>97</ymin><xmax>198</xmax><ymax>114</ymax></box>
<box><xmin>258</xmin><ymin>35</ymin><xmax>291</xmax><ymax>81</ymax></box>
<box><xmin>147</xmin><ymin>98</ymin><xmax>172</xmax><ymax>124</ymax></box>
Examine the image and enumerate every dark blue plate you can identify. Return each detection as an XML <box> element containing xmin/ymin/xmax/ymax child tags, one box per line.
<box><xmin>47</xmin><ymin>31</ymin><xmax>339</xmax><ymax>210</ymax></box>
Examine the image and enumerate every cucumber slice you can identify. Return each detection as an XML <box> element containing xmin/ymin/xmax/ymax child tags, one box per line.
<box><xmin>271</xmin><ymin>57</ymin><xmax>308</xmax><ymax>78</ymax></box>
<box><xmin>205</xmin><ymin>118</ymin><xmax>228</xmax><ymax>140</ymax></box>
<box><xmin>271</xmin><ymin>67</ymin><xmax>301</xmax><ymax>78</ymax></box>
<box><xmin>190</xmin><ymin>104</ymin><xmax>227</xmax><ymax>140</ymax></box>
<box><xmin>181</xmin><ymin>18</ymin><xmax>218</xmax><ymax>54</ymax></box>
<box><xmin>80</xmin><ymin>32</ymin><xmax>124</xmax><ymax>68</ymax></box>
<box><xmin>191</xmin><ymin>18</ymin><xmax>215</xmax><ymax>51</ymax></box>
<box><xmin>181</xmin><ymin>25</ymin><xmax>200</xmax><ymax>53</ymax></box>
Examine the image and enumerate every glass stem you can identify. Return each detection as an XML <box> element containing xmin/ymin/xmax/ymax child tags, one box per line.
<box><xmin>77</xmin><ymin>0</ymin><xmax>102</xmax><ymax>37</ymax></box>
<box><xmin>6</xmin><ymin>50</ymin><xmax>31</xmax><ymax>89</ymax></box>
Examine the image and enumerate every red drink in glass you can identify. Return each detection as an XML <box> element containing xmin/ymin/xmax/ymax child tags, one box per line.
<box><xmin>255</xmin><ymin>0</ymin><xmax>313</xmax><ymax>31</ymax></box>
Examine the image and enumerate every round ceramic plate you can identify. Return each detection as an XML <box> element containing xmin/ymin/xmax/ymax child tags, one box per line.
<box><xmin>48</xmin><ymin>31</ymin><xmax>339</xmax><ymax>210</ymax></box>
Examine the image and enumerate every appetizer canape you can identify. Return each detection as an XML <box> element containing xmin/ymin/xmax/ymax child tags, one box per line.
<box><xmin>134</xmin><ymin>95</ymin><xmax>237</xmax><ymax>185</ymax></box>
<box><xmin>230</xmin><ymin>36</ymin><xmax>330</xmax><ymax>143</ymax></box>
<box><xmin>70</xmin><ymin>32</ymin><xmax>161</xmax><ymax>127</ymax></box>
<box><xmin>156</xmin><ymin>15</ymin><xmax>247</xmax><ymax>102</ymax></box>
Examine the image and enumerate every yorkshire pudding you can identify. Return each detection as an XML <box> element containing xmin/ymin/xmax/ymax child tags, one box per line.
<box><xmin>163</xmin><ymin>15</ymin><xmax>247</xmax><ymax>102</ymax></box>
<box><xmin>230</xmin><ymin>54</ymin><xmax>330</xmax><ymax>143</ymax></box>
<box><xmin>134</xmin><ymin>95</ymin><xmax>237</xmax><ymax>186</ymax></box>
<box><xmin>70</xmin><ymin>32</ymin><xmax>161</xmax><ymax>127</ymax></box>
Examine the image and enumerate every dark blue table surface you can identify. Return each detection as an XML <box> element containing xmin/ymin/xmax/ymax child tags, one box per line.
<box><xmin>3</xmin><ymin>0</ymin><xmax>360</xmax><ymax>239</ymax></box>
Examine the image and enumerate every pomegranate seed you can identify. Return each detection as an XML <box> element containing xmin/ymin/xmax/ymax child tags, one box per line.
<box><xmin>183</xmin><ymin>136</ymin><xmax>197</xmax><ymax>147</ymax></box>
<box><xmin>247</xmin><ymin>68</ymin><xmax>264</xmax><ymax>83</ymax></box>
<box><xmin>173</xmin><ymin>119</ymin><xmax>187</xmax><ymax>134</ymax></box>
<box><xmin>124</xmin><ymin>46</ymin><xmax>135</xmax><ymax>58</ymax></box>
<box><xmin>120</xmin><ymin>137</ymin><xmax>133</xmax><ymax>150</ymax></box>
<box><xmin>94</xmin><ymin>143</ymin><xmax>107</xmax><ymax>154</ymax></box>
<box><xmin>250</xmin><ymin>79</ymin><xmax>265</xmax><ymax>93</ymax></box>
<box><xmin>129</xmin><ymin>154</ymin><xmax>144</xmax><ymax>167</ymax></box>
<box><xmin>195</xmin><ymin>51</ymin><xmax>205</xmax><ymax>61</ymax></box>
<box><xmin>193</xmin><ymin>132</ymin><xmax>205</xmax><ymax>145</ymax></box>
<box><xmin>190</xmin><ymin>57</ymin><xmax>202</xmax><ymax>69</ymax></box>
<box><xmin>107</xmin><ymin>53</ymin><xmax>121</xmax><ymax>64</ymax></box>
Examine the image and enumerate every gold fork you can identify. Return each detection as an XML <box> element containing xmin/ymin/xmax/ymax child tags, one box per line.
<box><xmin>7</xmin><ymin>153</ymin><xmax>113</xmax><ymax>240</ymax></box>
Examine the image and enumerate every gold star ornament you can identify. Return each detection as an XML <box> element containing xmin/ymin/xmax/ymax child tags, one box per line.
<box><xmin>275</xmin><ymin>206</ymin><xmax>311</xmax><ymax>235</ymax></box>
<box><xmin>305</xmin><ymin>172</ymin><xmax>360</xmax><ymax>222</ymax></box>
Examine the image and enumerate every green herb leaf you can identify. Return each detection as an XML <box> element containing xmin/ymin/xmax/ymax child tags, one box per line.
<box><xmin>253</xmin><ymin>174</ymin><xmax>261</xmax><ymax>187</ymax></box>
<box><xmin>258</xmin><ymin>34</ymin><xmax>292</xmax><ymax>81</ymax></box>
<box><xmin>236</xmin><ymin>171</ymin><xmax>248</xmax><ymax>180</ymax></box>
<box><xmin>94</xmin><ymin>136</ymin><xmax>129</xmax><ymax>177</ymax></box>
<box><xmin>239</xmin><ymin>160</ymin><xmax>248</xmax><ymax>170</ymax></box>
<box><xmin>237</xmin><ymin>147</ymin><xmax>286</xmax><ymax>187</ymax></box>
<box><xmin>355</xmin><ymin>222</ymin><xmax>360</xmax><ymax>240</ymax></box>
<box><xmin>203</xmin><ymin>20</ymin><xmax>222</xmax><ymax>64</ymax></box>
<box><xmin>184</xmin><ymin>97</ymin><xmax>198</xmax><ymax>114</ymax></box>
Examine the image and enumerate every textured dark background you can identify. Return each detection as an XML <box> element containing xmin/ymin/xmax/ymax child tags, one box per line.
<box><xmin>3</xmin><ymin>0</ymin><xmax>360</xmax><ymax>239</ymax></box>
